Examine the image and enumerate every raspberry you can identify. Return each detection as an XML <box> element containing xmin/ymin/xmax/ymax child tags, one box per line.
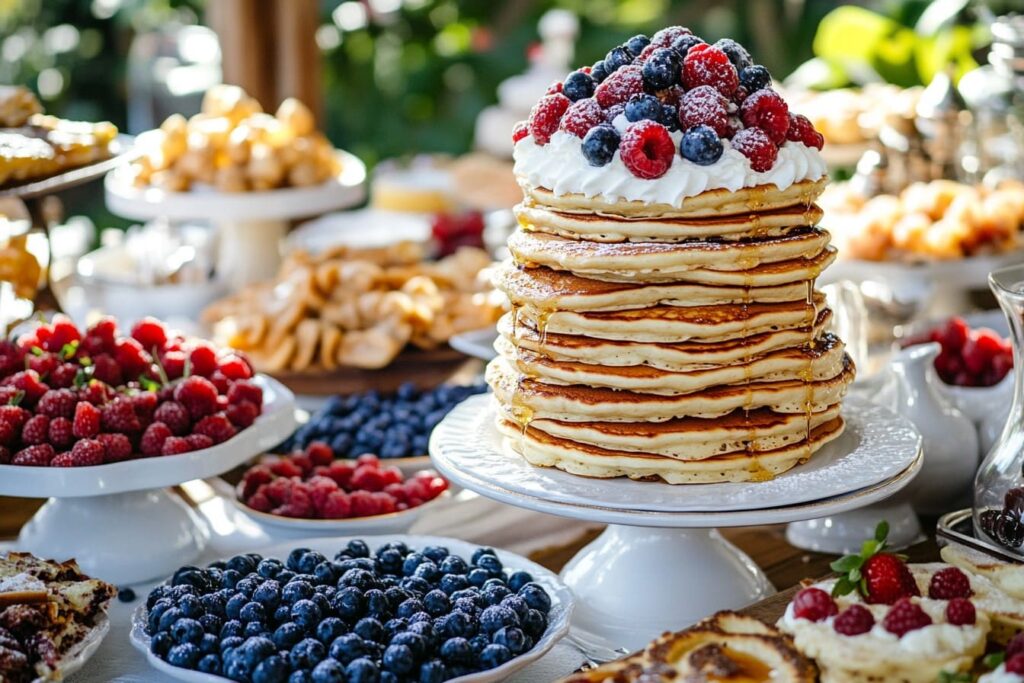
<box><xmin>3</xmin><ymin>371</ymin><xmax>47</xmax><ymax>406</ymax></box>
<box><xmin>306</xmin><ymin>475</ymin><xmax>339</xmax><ymax>513</ymax></box>
<box><xmin>161</xmin><ymin>436</ymin><xmax>193</xmax><ymax>456</ymax></box>
<box><xmin>12</xmin><ymin>444</ymin><xmax>54</xmax><ymax>466</ymax></box>
<box><xmin>349</xmin><ymin>490</ymin><xmax>380</xmax><ymax>517</ymax></box>
<box><xmin>679</xmin><ymin>85</ymin><xmax>729</xmax><ymax>137</ymax></box>
<box><xmin>372</xmin><ymin>492</ymin><xmax>397</xmax><ymax>514</ymax></box>
<box><xmin>194</xmin><ymin>413</ymin><xmax>237</xmax><ymax>444</ymax></box>
<box><xmin>327</xmin><ymin>461</ymin><xmax>355</xmax><ymax>488</ymax></box>
<box><xmin>154</xmin><ymin>401</ymin><xmax>190</xmax><ymax>435</ymax></box>
<box><xmin>785</xmin><ymin>113</ymin><xmax>823</xmax><ymax>150</ymax></box>
<box><xmin>28</xmin><ymin>354</ymin><xmax>59</xmax><ymax>379</ymax></box>
<box><xmin>545</xmin><ymin>80</ymin><xmax>563</xmax><ymax>95</ymax></box>
<box><xmin>945</xmin><ymin>598</ymin><xmax>975</xmax><ymax>626</ymax></box>
<box><xmin>21</xmin><ymin>415</ymin><xmax>50</xmax><ymax>445</ymax></box>
<box><xmin>0</xmin><ymin>387</ymin><xmax>20</xmax><ymax>405</ymax></box>
<box><xmin>291</xmin><ymin>453</ymin><xmax>314</xmax><ymax>474</ymax></box>
<box><xmin>1009</xmin><ymin>655</ymin><xmax>1024</xmax><ymax>675</ymax></box>
<box><xmin>351</xmin><ymin>464</ymin><xmax>387</xmax><ymax>492</ymax></box>
<box><xmin>50</xmin><ymin>453</ymin><xmax>74</xmax><ymax>467</ymax></box>
<box><xmin>188</xmin><ymin>342</ymin><xmax>218</xmax><ymax>377</ymax></box>
<box><xmin>217</xmin><ymin>355</ymin><xmax>252</xmax><ymax>380</ymax></box>
<box><xmin>883</xmin><ymin>598</ymin><xmax>932</xmax><ymax>636</ymax></box>
<box><xmin>73</xmin><ymin>402</ymin><xmax>101</xmax><ymax>438</ymax></box>
<box><xmin>47</xmin><ymin>417</ymin><xmax>74</xmax><ymax>449</ymax></box>
<box><xmin>558</xmin><ymin>98</ymin><xmax>604</xmax><ymax>138</ymax></box>
<box><xmin>357</xmin><ymin>453</ymin><xmax>380</xmax><ymax>467</ymax></box>
<box><xmin>36</xmin><ymin>389</ymin><xmax>76</xmax><ymax>419</ymax></box>
<box><xmin>0</xmin><ymin>405</ymin><xmax>30</xmax><ymax>446</ymax></box>
<box><xmin>0</xmin><ymin>446</ymin><xmax>9</xmax><ymax>464</ymax></box>
<box><xmin>527</xmin><ymin>93</ymin><xmax>571</xmax><ymax>145</ymax></box>
<box><xmin>862</xmin><ymin>553</ymin><xmax>920</xmax><ymax>605</ymax></box>
<box><xmin>98</xmin><ymin>433</ymin><xmax>133</xmax><ymax>463</ymax></box>
<box><xmin>619</xmin><ymin>120</ymin><xmax>675</xmax><ymax>179</ymax></box>
<box><xmin>115</xmin><ymin>338</ymin><xmax>151</xmax><ymax>380</ymax></box>
<box><xmin>264</xmin><ymin>478</ymin><xmax>292</xmax><ymax>505</ymax></box>
<box><xmin>247</xmin><ymin>491</ymin><xmax>273</xmax><ymax>512</ymax></box>
<box><xmin>511</xmin><ymin>121</ymin><xmax>528</xmax><ymax>145</ymax></box>
<box><xmin>682</xmin><ymin>44</ymin><xmax>738</xmax><ymax>97</ymax></box>
<box><xmin>731</xmin><ymin>127</ymin><xmax>778</xmax><ymax>173</ymax></box>
<box><xmin>131</xmin><ymin>317</ymin><xmax>169</xmax><ymax>352</ymax></box>
<box><xmin>928</xmin><ymin>567</ymin><xmax>972</xmax><ymax>600</ymax></box>
<box><xmin>832</xmin><ymin>605</ymin><xmax>874</xmax><ymax>636</ymax></box>
<box><xmin>322</xmin><ymin>491</ymin><xmax>352</xmax><ymax>519</ymax></box>
<box><xmin>306</xmin><ymin>442</ymin><xmax>334</xmax><ymax>467</ymax></box>
<box><xmin>67</xmin><ymin>438</ymin><xmax>104</xmax><ymax>466</ymax></box>
<box><xmin>82</xmin><ymin>317</ymin><xmax>118</xmax><ymax>356</ymax></box>
<box><xmin>270</xmin><ymin>458</ymin><xmax>304</xmax><ymax>478</ymax></box>
<box><xmin>131</xmin><ymin>392</ymin><xmax>158</xmax><ymax>421</ymax></box>
<box><xmin>635</xmin><ymin>43</ymin><xmax>658</xmax><ymax>63</ymax></box>
<box><xmin>241</xmin><ymin>465</ymin><xmax>274</xmax><ymax>499</ymax></box>
<box><xmin>47</xmin><ymin>316</ymin><xmax>81</xmax><ymax>352</ymax></box>
<box><xmin>277</xmin><ymin>484</ymin><xmax>314</xmax><ymax>518</ymax></box>
<box><xmin>0</xmin><ymin>342</ymin><xmax>25</xmax><ymax>378</ymax></box>
<box><xmin>594</xmin><ymin>65</ymin><xmax>644</xmax><ymax>108</ymax></box>
<box><xmin>227</xmin><ymin>380</ymin><xmax>263</xmax><ymax>407</ymax></box>
<box><xmin>160</xmin><ymin>351</ymin><xmax>187</xmax><ymax>380</ymax></box>
<box><xmin>792</xmin><ymin>587</ymin><xmax>837</xmax><ymax>622</ymax></box>
<box><xmin>49</xmin><ymin>363</ymin><xmax>79</xmax><ymax>389</ymax></box>
<box><xmin>651</xmin><ymin>25</ymin><xmax>690</xmax><ymax>48</ymax></box>
<box><xmin>101</xmin><ymin>398</ymin><xmax>142</xmax><ymax>433</ymax></box>
<box><xmin>174</xmin><ymin>376</ymin><xmax>219</xmax><ymax>420</ymax></box>
<box><xmin>91</xmin><ymin>356</ymin><xmax>123</xmax><ymax>386</ymax></box>
<box><xmin>740</xmin><ymin>89</ymin><xmax>789</xmax><ymax>144</ymax></box>
<box><xmin>226</xmin><ymin>400</ymin><xmax>259</xmax><ymax>428</ymax></box>
<box><xmin>1008</xmin><ymin>633</ymin><xmax>1024</xmax><ymax>660</ymax></box>
<box><xmin>141</xmin><ymin>422</ymin><xmax>173</xmax><ymax>458</ymax></box>
<box><xmin>186</xmin><ymin>434</ymin><xmax>214</xmax><ymax>451</ymax></box>
<box><xmin>81</xmin><ymin>380</ymin><xmax>111</xmax><ymax>406</ymax></box>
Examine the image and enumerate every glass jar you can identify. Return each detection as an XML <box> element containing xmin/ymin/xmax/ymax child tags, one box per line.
<box><xmin>974</xmin><ymin>263</ymin><xmax>1024</xmax><ymax>550</ymax></box>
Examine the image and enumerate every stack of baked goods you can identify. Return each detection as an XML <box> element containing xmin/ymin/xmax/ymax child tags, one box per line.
<box><xmin>203</xmin><ymin>242</ymin><xmax>503</xmax><ymax>371</ymax></box>
<box><xmin>0</xmin><ymin>85</ymin><xmax>117</xmax><ymax>186</ymax></box>
<box><xmin>0</xmin><ymin>551</ymin><xmax>115</xmax><ymax>682</ymax></box>
<box><xmin>488</xmin><ymin>25</ymin><xmax>854</xmax><ymax>484</ymax></box>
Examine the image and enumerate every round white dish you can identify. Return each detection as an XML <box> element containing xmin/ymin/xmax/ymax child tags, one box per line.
<box><xmin>129</xmin><ymin>534</ymin><xmax>574</xmax><ymax>683</ymax></box>
<box><xmin>448</xmin><ymin>327</ymin><xmax>498</xmax><ymax>362</ymax></box>
<box><xmin>0</xmin><ymin>375</ymin><xmax>296</xmax><ymax>499</ymax></box>
<box><xmin>232</xmin><ymin>489</ymin><xmax>452</xmax><ymax>535</ymax></box>
<box><xmin>286</xmin><ymin>209</ymin><xmax>432</xmax><ymax>254</ymax></box>
<box><xmin>429</xmin><ymin>394</ymin><xmax>922</xmax><ymax>520</ymax></box>
<box><xmin>823</xmin><ymin>249</ymin><xmax>1024</xmax><ymax>293</ymax></box>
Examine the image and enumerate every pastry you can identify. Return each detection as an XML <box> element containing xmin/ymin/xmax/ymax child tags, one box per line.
<box><xmin>487</xmin><ymin>25</ymin><xmax>854</xmax><ymax>483</ymax></box>
<box><xmin>559</xmin><ymin>611</ymin><xmax>816</xmax><ymax>682</ymax></box>
<box><xmin>0</xmin><ymin>107</ymin><xmax>116</xmax><ymax>186</ymax></box>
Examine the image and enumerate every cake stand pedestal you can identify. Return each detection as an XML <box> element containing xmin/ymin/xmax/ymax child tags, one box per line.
<box><xmin>0</xmin><ymin>375</ymin><xmax>296</xmax><ymax>585</ymax></box>
<box><xmin>430</xmin><ymin>395</ymin><xmax>922</xmax><ymax>653</ymax></box>
<box><xmin>104</xmin><ymin>151</ymin><xmax>367</xmax><ymax>289</ymax></box>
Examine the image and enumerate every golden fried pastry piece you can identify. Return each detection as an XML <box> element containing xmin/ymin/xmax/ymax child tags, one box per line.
<box><xmin>0</xmin><ymin>87</ymin><xmax>42</xmax><ymax>127</ymax></box>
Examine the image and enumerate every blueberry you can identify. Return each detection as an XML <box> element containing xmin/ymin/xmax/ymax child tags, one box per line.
<box><xmin>590</xmin><ymin>59</ymin><xmax>609</xmax><ymax>83</ymax></box>
<box><xmin>625</xmin><ymin>93</ymin><xmax>663</xmax><ymax>123</ymax></box>
<box><xmin>482</xmin><ymin>584</ymin><xmax>512</xmax><ymax>606</ymax></box>
<box><xmin>476</xmin><ymin>554</ymin><xmax>502</xmax><ymax>574</ymax></box>
<box><xmin>330</xmin><ymin>433</ymin><xmax>352</xmax><ymax>456</ymax></box>
<box><xmin>439</xmin><ymin>574</ymin><xmax>468</xmax><ymax>595</ymax></box>
<box><xmin>236</xmin><ymin>577</ymin><xmax>260</xmax><ymax>598</ymax></box>
<box><xmin>273</xmin><ymin>622</ymin><xmax>304</xmax><ymax>649</ymax></box>
<box><xmin>680</xmin><ymin>124</ymin><xmax>724</xmax><ymax>165</ymax></box>
<box><xmin>400</xmin><ymin>577</ymin><xmax>430</xmax><ymax>596</ymax></box>
<box><xmin>289</xmin><ymin>637</ymin><xmax>326</xmax><ymax>670</ymax></box>
<box><xmin>439</xmin><ymin>556</ymin><xmax>468</xmax><ymax>576</ymax></box>
<box><xmin>379</xmin><ymin>643</ymin><xmax>414</xmax><ymax>674</ymax></box>
<box><xmin>221</xmin><ymin>619</ymin><xmax>244</xmax><ymax>639</ymax></box>
<box><xmin>390</xmin><ymin>631</ymin><xmax>427</xmax><ymax>659</ymax></box>
<box><xmin>480</xmin><ymin>643</ymin><xmax>512</xmax><ymax>669</ymax></box>
<box><xmin>201</xmin><ymin>593</ymin><xmax>226</xmax><ymax>617</ymax></box>
<box><xmin>714</xmin><ymin>38</ymin><xmax>751</xmax><ymax>70</ymax></box>
<box><xmin>354</xmin><ymin>617</ymin><xmax>384</xmax><ymax>642</ymax></box>
<box><xmin>362</xmin><ymin>588</ymin><xmax>389</xmax><ymax>617</ymax></box>
<box><xmin>469</xmin><ymin>634</ymin><xmax>489</xmax><ymax>654</ymax></box>
<box><xmin>274</xmin><ymin>604</ymin><xmax>292</xmax><ymax>623</ymax></box>
<box><xmin>197</xmin><ymin>653</ymin><xmax>221</xmax><ymax>674</ymax></box>
<box><xmin>257</xmin><ymin>559</ymin><xmax>284</xmax><ymax>579</ymax></box>
<box><xmin>277</xmin><ymin>570</ymin><xmax>296</xmax><ymax>585</ymax></box>
<box><xmin>282</xmin><ymin>580</ymin><xmax>315</xmax><ymax>605</ymax></box>
<box><xmin>346</xmin><ymin>657</ymin><xmax>380</xmax><ymax>683</ymax></box>
<box><xmin>519</xmin><ymin>583</ymin><xmax>552</xmax><ymax>612</ymax></box>
<box><xmin>221</xmin><ymin>635</ymin><xmax>245</xmax><ymax>654</ymax></box>
<box><xmin>625</xmin><ymin>34</ymin><xmax>650</xmax><ymax>57</ymax></box>
<box><xmin>329</xmin><ymin>633</ymin><xmax>367</xmax><ymax>663</ymax></box>
<box><xmin>242</xmin><ymin>635</ymin><xmax>277</xmax><ymax>662</ymax></box>
<box><xmin>151</xmin><ymin>631</ymin><xmax>173</xmax><ymax>658</ymax></box>
<box><xmin>291</xmin><ymin>599</ymin><xmax>322</xmax><ymax>630</ymax></box>
<box><xmin>147</xmin><ymin>586</ymin><xmax>171</xmax><ymax>609</ymax></box>
<box><xmin>501</xmin><ymin>595</ymin><xmax>529</xmax><ymax>622</ymax></box>
<box><xmin>384</xmin><ymin>617</ymin><xmax>408</xmax><ymax>637</ymax></box>
<box><xmin>224</xmin><ymin>594</ymin><xmax>246</xmax><ymax>620</ymax></box>
<box><xmin>240</xmin><ymin>601</ymin><xmax>266</xmax><ymax>623</ymax></box>
<box><xmin>434</xmin><ymin>611</ymin><xmax>475</xmax><ymax>639</ymax></box>
<box><xmin>158</xmin><ymin>607</ymin><xmax>184</xmax><ymax>632</ymax></box>
<box><xmin>168</xmin><ymin>643</ymin><xmax>201</xmax><ymax>668</ymax></box>
<box><xmin>118</xmin><ymin>587</ymin><xmax>137</xmax><ymax>603</ymax></box>
<box><xmin>493</xmin><ymin>626</ymin><xmax>528</xmax><ymax>654</ymax></box>
<box><xmin>310</xmin><ymin>657</ymin><xmax>346</xmax><ymax>683</ymax></box>
<box><xmin>254</xmin><ymin>580</ymin><xmax>281</xmax><ymax>608</ymax></box>
<box><xmin>670</xmin><ymin>34</ymin><xmax>704</xmax><ymax>58</ymax></box>
<box><xmin>739</xmin><ymin>64</ymin><xmax>771</xmax><ymax>93</ymax></box>
<box><xmin>315</xmin><ymin>617</ymin><xmax>347</xmax><ymax>644</ymax></box>
<box><xmin>440</xmin><ymin>636</ymin><xmax>473</xmax><ymax>663</ymax></box>
<box><xmin>406</xmin><ymin>621</ymin><xmax>434</xmax><ymax>643</ymax></box>
<box><xmin>253</xmin><ymin>654</ymin><xmax>289</xmax><ymax>683</ymax></box>
<box><xmin>376</xmin><ymin>549</ymin><xmax>404</xmax><ymax>575</ymax></box>
<box><xmin>384</xmin><ymin>587</ymin><xmax>412</xmax><ymax>608</ymax></box>
<box><xmin>200</xmin><ymin>612</ymin><xmax>223</xmax><ymax>634</ymax></box>
<box><xmin>408</xmin><ymin>611</ymin><xmax>432</xmax><ymax>625</ymax></box>
<box><xmin>288</xmin><ymin>548</ymin><xmax>312</xmax><ymax>572</ymax></box>
<box><xmin>171</xmin><ymin>618</ymin><xmax>204</xmax><ymax>644</ymax></box>
<box><xmin>453</xmin><ymin>598</ymin><xmax>478</xmax><ymax>615</ymax></box>
<box><xmin>297</xmin><ymin>552</ymin><xmax>327</xmax><ymax>576</ymax></box>
<box><xmin>641</xmin><ymin>47</ymin><xmax>680</xmax><ymax>91</ymax></box>
<box><xmin>147</xmin><ymin>600</ymin><xmax>173</xmax><ymax>634</ymax></box>
<box><xmin>340</xmin><ymin>569</ymin><xmax>379</xmax><ymax>592</ymax></box>
<box><xmin>605</xmin><ymin>46</ymin><xmax>632</xmax><ymax>72</ymax></box>
<box><xmin>173</xmin><ymin>567</ymin><xmax>212</xmax><ymax>592</ymax></box>
<box><xmin>333</xmin><ymin>587</ymin><xmax>364</xmax><ymax>620</ymax></box>
<box><xmin>397</xmin><ymin>598</ymin><xmax>425</xmax><ymax>619</ymax></box>
<box><xmin>660</xmin><ymin>103</ymin><xmax>679</xmax><ymax>131</ymax></box>
<box><xmin>422</xmin><ymin>590</ymin><xmax>450</xmax><ymax>617</ymax></box>
<box><xmin>290</xmin><ymin>670</ymin><xmax>314</xmax><ymax>683</ymax></box>
<box><xmin>480</xmin><ymin>605</ymin><xmax>518</xmax><ymax>634</ymax></box>
<box><xmin>523</xmin><ymin>608</ymin><xmax>547</xmax><ymax>638</ymax></box>
<box><xmin>504</xmin><ymin>571</ymin><xmax>531</xmax><ymax>592</ymax></box>
<box><xmin>412</xmin><ymin>562</ymin><xmax>440</xmax><ymax>583</ymax></box>
<box><xmin>581</xmin><ymin>125</ymin><xmax>620</xmax><ymax>167</ymax></box>
<box><xmin>418</xmin><ymin>659</ymin><xmax>446</xmax><ymax>683</ymax></box>
<box><xmin>228</xmin><ymin>554</ymin><xmax>258</xmax><ymax>576</ymax></box>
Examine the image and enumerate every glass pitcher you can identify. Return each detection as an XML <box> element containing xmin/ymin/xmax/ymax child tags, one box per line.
<box><xmin>974</xmin><ymin>263</ymin><xmax>1024</xmax><ymax>550</ymax></box>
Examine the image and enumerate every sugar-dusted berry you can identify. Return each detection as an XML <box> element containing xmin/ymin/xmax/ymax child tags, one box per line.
<box><xmin>527</xmin><ymin>93</ymin><xmax>571</xmax><ymax>145</ymax></box>
<box><xmin>680</xmin><ymin>125</ymin><xmax>724</xmax><ymax>166</ymax></box>
<box><xmin>740</xmin><ymin>89</ymin><xmax>789</xmax><ymax>144</ymax></box>
<box><xmin>640</xmin><ymin>48</ymin><xmax>680</xmax><ymax>92</ymax></box>
<box><xmin>739</xmin><ymin>64</ymin><xmax>771</xmax><ymax>94</ymax></box>
<box><xmin>682</xmin><ymin>44</ymin><xmax>738</xmax><ymax>97</ymax></box>
<box><xmin>619</xmin><ymin>120</ymin><xmax>675</xmax><ymax>179</ymax></box>
<box><xmin>679</xmin><ymin>85</ymin><xmax>729</xmax><ymax>137</ymax></box>
<box><xmin>563</xmin><ymin>70</ymin><xmax>596</xmax><ymax>102</ymax></box>
<box><xmin>559</xmin><ymin>97</ymin><xmax>604</xmax><ymax>138</ymax></box>
<box><xmin>595</xmin><ymin>65</ymin><xmax>644</xmax><ymax>108</ymax></box>
<box><xmin>731</xmin><ymin>127</ymin><xmax>778</xmax><ymax>173</ymax></box>
<box><xmin>785</xmin><ymin>113</ymin><xmax>824</xmax><ymax>150</ymax></box>
<box><xmin>581</xmin><ymin>125</ymin><xmax>620</xmax><ymax>167</ymax></box>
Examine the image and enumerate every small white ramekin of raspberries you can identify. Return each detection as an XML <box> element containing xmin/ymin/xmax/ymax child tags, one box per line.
<box><xmin>239</xmin><ymin>446</ymin><xmax>449</xmax><ymax>520</ymax></box>
<box><xmin>0</xmin><ymin>315</ymin><xmax>264</xmax><ymax>467</ymax></box>
<box><xmin>514</xmin><ymin>26</ymin><xmax>825</xmax><ymax>179</ymax></box>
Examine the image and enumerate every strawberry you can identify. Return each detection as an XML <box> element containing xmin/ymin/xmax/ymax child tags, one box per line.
<box><xmin>830</xmin><ymin>521</ymin><xmax>919</xmax><ymax>604</ymax></box>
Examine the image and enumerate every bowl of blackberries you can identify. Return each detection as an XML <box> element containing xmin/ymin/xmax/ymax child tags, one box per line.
<box><xmin>131</xmin><ymin>536</ymin><xmax>573</xmax><ymax>683</ymax></box>
<box><xmin>285</xmin><ymin>382</ymin><xmax>489</xmax><ymax>470</ymax></box>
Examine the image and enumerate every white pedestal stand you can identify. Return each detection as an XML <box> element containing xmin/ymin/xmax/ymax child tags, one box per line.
<box><xmin>0</xmin><ymin>376</ymin><xmax>296</xmax><ymax>585</ymax></box>
<box><xmin>104</xmin><ymin>151</ymin><xmax>367</xmax><ymax>288</ymax></box>
<box><xmin>430</xmin><ymin>395</ymin><xmax>922</xmax><ymax>653</ymax></box>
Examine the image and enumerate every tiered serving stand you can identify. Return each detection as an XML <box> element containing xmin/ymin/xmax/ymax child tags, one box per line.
<box><xmin>104</xmin><ymin>151</ymin><xmax>367</xmax><ymax>288</ymax></box>
<box><xmin>0</xmin><ymin>375</ymin><xmax>296</xmax><ymax>585</ymax></box>
<box><xmin>430</xmin><ymin>394</ymin><xmax>923</xmax><ymax>652</ymax></box>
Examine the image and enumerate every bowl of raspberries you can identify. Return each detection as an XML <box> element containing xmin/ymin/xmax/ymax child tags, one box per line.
<box><xmin>132</xmin><ymin>537</ymin><xmax>573</xmax><ymax>683</ymax></box>
<box><xmin>235</xmin><ymin>445</ymin><xmax>450</xmax><ymax>533</ymax></box>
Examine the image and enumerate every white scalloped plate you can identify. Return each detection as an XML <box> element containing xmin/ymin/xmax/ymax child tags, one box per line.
<box><xmin>429</xmin><ymin>394</ymin><xmax>921</xmax><ymax>518</ymax></box>
<box><xmin>129</xmin><ymin>535</ymin><xmax>574</xmax><ymax>683</ymax></box>
<box><xmin>0</xmin><ymin>375</ymin><xmax>296</xmax><ymax>498</ymax></box>
<box><xmin>37</xmin><ymin>614</ymin><xmax>110</xmax><ymax>683</ymax></box>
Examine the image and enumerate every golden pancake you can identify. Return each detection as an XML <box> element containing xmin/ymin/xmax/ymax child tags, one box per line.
<box><xmin>496</xmin><ymin>414</ymin><xmax>844</xmax><ymax>484</ymax></box>
<box><xmin>515</xmin><ymin>201</ymin><xmax>824</xmax><ymax>243</ymax></box>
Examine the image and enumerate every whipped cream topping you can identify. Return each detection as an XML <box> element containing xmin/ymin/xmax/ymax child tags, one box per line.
<box><xmin>980</xmin><ymin>664</ymin><xmax>1024</xmax><ymax>683</ymax></box>
<box><xmin>513</xmin><ymin>128</ymin><xmax>826</xmax><ymax>207</ymax></box>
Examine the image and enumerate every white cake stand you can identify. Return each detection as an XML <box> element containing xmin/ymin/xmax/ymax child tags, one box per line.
<box><xmin>430</xmin><ymin>395</ymin><xmax>922</xmax><ymax>653</ymax></box>
<box><xmin>104</xmin><ymin>151</ymin><xmax>367</xmax><ymax>288</ymax></box>
<box><xmin>0</xmin><ymin>376</ymin><xmax>296</xmax><ymax>585</ymax></box>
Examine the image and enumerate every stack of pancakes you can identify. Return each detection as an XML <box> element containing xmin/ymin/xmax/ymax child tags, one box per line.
<box><xmin>486</xmin><ymin>179</ymin><xmax>856</xmax><ymax>484</ymax></box>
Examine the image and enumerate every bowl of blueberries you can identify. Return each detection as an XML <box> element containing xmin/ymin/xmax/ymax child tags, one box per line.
<box><xmin>286</xmin><ymin>382</ymin><xmax>490</xmax><ymax>473</ymax></box>
<box><xmin>130</xmin><ymin>535</ymin><xmax>573</xmax><ymax>683</ymax></box>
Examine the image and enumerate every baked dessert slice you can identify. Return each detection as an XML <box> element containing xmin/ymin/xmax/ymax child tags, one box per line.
<box><xmin>0</xmin><ymin>86</ymin><xmax>42</xmax><ymax>127</ymax></box>
<box><xmin>558</xmin><ymin>611</ymin><xmax>816</xmax><ymax>682</ymax></box>
<box><xmin>0</xmin><ymin>552</ymin><xmax>115</xmax><ymax>682</ymax></box>
<box><xmin>940</xmin><ymin>543</ymin><xmax>1024</xmax><ymax>643</ymax></box>
<box><xmin>0</xmin><ymin>111</ymin><xmax>116</xmax><ymax>186</ymax></box>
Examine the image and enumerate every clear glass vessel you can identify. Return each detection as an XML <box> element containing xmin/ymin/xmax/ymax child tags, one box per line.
<box><xmin>974</xmin><ymin>263</ymin><xmax>1024</xmax><ymax>551</ymax></box>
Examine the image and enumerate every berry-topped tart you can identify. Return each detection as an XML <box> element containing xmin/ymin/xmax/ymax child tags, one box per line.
<box><xmin>0</xmin><ymin>315</ymin><xmax>264</xmax><ymax>467</ymax></box>
<box><xmin>491</xmin><ymin>25</ymin><xmax>853</xmax><ymax>483</ymax></box>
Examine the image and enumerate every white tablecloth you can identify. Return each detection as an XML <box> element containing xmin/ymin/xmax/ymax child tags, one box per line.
<box><xmin>42</xmin><ymin>487</ymin><xmax>596</xmax><ymax>682</ymax></box>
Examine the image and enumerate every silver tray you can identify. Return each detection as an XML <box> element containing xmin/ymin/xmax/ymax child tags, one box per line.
<box><xmin>936</xmin><ymin>508</ymin><xmax>1024</xmax><ymax>564</ymax></box>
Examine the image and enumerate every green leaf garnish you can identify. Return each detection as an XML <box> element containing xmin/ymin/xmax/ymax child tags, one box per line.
<box><xmin>984</xmin><ymin>652</ymin><xmax>1006</xmax><ymax>670</ymax></box>
<box><xmin>875</xmin><ymin>520</ymin><xmax>890</xmax><ymax>543</ymax></box>
<box><xmin>29</xmin><ymin>345</ymin><xmax>43</xmax><ymax>357</ymax></box>
<box><xmin>60</xmin><ymin>340</ymin><xmax>79</xmax><ymax>359</ymax></box>
<box><xmin>6</xmin><ymin>390</ymin><xmax>24</xmax><ymax>406</ymax></box>
<box><xmin>829</xmin><ymin>520</ymin><xmax>894</xmax><ymax>600</ymax></box>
